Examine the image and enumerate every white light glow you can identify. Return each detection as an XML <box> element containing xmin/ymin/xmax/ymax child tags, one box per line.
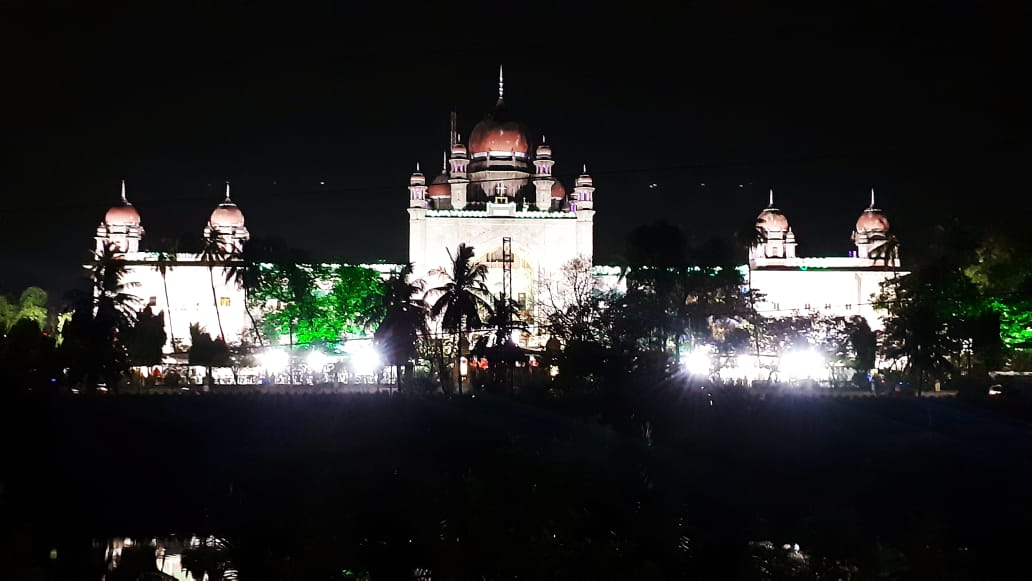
<box><xmin>261</xmin><ymin>349</ymin><xmax>289</xmax><ymax>374</ymax></box>
<box><xmin>307</xmin><ymin>350</ymin><xmax>328</xmax><ymax>370</ymax></box>
<box><xmin>350</xmin><ymin>343</ymin><xmax>381</xmax><ymax>376</ymax></box>
<box><xmin>780</xmin><ymin>349</ymin><xmax>825</xmax><ymax>381</ymax></box>
<box><xmin>681</xmin><ymin>350</ymin><xmax>711</xmax><ymax>376</ymax></box>
<box><xmin>718</xmin><ymin>356</ymin><xmax>761</xmax><ymax>382</ymax></box>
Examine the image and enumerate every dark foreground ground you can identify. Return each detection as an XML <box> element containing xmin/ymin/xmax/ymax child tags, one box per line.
<box><xmin>2</xmin><ymin>387</ymin><xmax>1032</xmax><ymax>580</ymax></box>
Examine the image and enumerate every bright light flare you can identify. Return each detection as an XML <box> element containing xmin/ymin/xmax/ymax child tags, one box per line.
<box><xmin>307</xmin><ymin>350</ymin><xmax>329</xmax><ymax>370</ymax></box>
<box><xmin>780</xmin><ymin>349</ymin><xmax>825</xmax><ymax>381</ymax></box>
<box><xmin>681</xmin><ymin>350</ymin><xmax>711</xmax><ymax>376</ymax></box>
<box><xmin>261</xmin><ymin>349</ymin><xmax>289</xmax><ymax>374</ymax></box>
<box><xmin>351</xmin><ymin>342</ymin><xmax>381</xmax><ymax>376</ymax></box>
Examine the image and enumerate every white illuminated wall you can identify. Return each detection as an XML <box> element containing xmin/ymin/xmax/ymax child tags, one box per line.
<box><xmin>119</xmin><ymin>252</ymin><xmax>250</xmax><ymax>353</ymax></box>
<box><xmin>749</xmin><ymin>263</ymin><xmax>905</xmax><ymax>330</ymax></box>
<box><xmin>409</xmin><ymin>209</ymin><xmax>592</xmax><ymax>309</ymax></box>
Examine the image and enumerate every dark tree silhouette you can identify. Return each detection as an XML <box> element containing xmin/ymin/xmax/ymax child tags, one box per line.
<box><xmin>60</xmin><ymin>243</ymin><xmax>140</xmax><ymax>392</ymax></box>
<box><xmin>188</xmin><ymin>323</ymin><xmax>231</xmax><ymax>388</ymax></box>
<box><xmin>151</xmin><ymin>239</ymin><xmax>179</xmax><ymax>351</ymax></box>
<box><xmin>200</xmin><ymin>230</ymin><xmax>228</xmax><ymax>342</ymax></box>
<box><xmin>374</xmin><ymin>263</ymin><xmax>429</xmax><ymax>391</ymax></box>
<box><xmin>428</xmin><ymin>244</ymin><xmax>491</xmax><ymax>395</ymax></box>
<box><xmin>126</xmin><ymin>306</ymin><xmax>167</xmax><ymax>368</ymax></box>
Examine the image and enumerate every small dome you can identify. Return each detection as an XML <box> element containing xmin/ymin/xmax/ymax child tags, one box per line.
<box><xmin>757</xmin><ymin>208</ymin><xmax>789</xmax><ymax>231</ymax></box>
<box><xmin>450</xmin><ymin>142</ymin><xmax>467</xmax><ymax>157</ymax></box>
<box><xmin>210</xmin><ymin>202</ymin><xmax>245</xmax><ymax>227</ymax></box>
<box><xmin>409</xmin><ymin>168</ymin><xmax>425</xmax><ymax>186</ymax></box>
<box><xmin>536</xmin><ymin>142</ymin><xmax>552</xmax><ymax>158</ymax></box>
<box><xmin>468</xmin><ymin>104</ymin><xmax>529</xmax><ymax>155</ymax></box>
<box><xmin>105</xmin><ymin>203</ymin><xmax>141</xmax><ymax>226</ymax></box>
<box><xmin>551</xmin><ymin>181</ymin><xmax>567</xmax><ymax>198</ymax></box>
<box><xmin>856</xmin><ymin>208</ymin><xmax>890</xmax><ymax>232</ymax></box>
<box><xmin>428</xmin><ymin>173</ymin><xmax>451</xmax><ymax>198</ymax></box>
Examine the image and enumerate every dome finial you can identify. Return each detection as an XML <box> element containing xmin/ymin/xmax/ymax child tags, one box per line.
<box><xmin>120</xmin><ymin>179</ymin><xmax>128</xmax><ymax>204</ymax></box>
<box><xmin>869</xmin><ymin>187</ymin><xmax>876</xmax><ymax>208</ymax></box>
<box><xmin>542</xmin><ymin>134</ymin><xmax>547</xmax><ymax>144</ymax></box>
<box><xmin>769</xmin><ymin>188</ymin><xmax>774</xmax><ymax>207</ymax></box>
<box><xmin>582</xmin><ymin>163</ymin><xmax>587</xmax><ymax>173</ymax></box>
<box><xmin>416</xmin><ymin>161</ymin><xmax>421</xmax><ymax>172</ymax></box>
<box><xmin>224</xmin><ymin>180</ymin><xmax>232</xmax><ymax>203</ymax></box>
<box><xmin>497</xmin><ymin>65</ymin><xmax>504</xmax><ymax>105</ymax></box>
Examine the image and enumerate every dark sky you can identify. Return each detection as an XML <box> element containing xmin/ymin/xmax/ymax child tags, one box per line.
<box><xmin>4</xmin><ymin>0</ymin><xmax>1030</xmax><ymax>298</ymax></box>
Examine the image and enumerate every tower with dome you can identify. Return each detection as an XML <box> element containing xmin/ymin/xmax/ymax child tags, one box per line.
<box><xmin>94</xmin><ymin>181</ymin><xmax>252</xmax><ymax>354</ymax></box>
<box><xmin>408</xmin><ymin>68</ymin><xmax>595</xmax><ymax>313</ymax></box>
<box><xmin>747</xmin><ymin>188</ymin><xmax>904</xmax><ymax>330</ymax></box>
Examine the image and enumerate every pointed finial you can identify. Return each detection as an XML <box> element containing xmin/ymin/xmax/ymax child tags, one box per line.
<box><xmin>120</xmin><ymin>179</ymin><xmax>128</xmax><ymax>204</ymax></box>
<box><xmin>498</xmin><ymin>65</ymin><xmax>504</xmax><ymax>104</ymax></box>
<box><xmin>416</xmin><ymin>161</ymin><xmax>421</xmax><ymax>172</ymax></box>
<box><xmin>224</xmin><ymin>180</ymin><xmax>232</xmax><ymax>203</ymax></box>
<box><xmin>769</xmin><ymin>188</ymin><xmax>774</xmax><ymax>207</ymax></box>
<box><xmin>869</xmin><ymin>188</ymin><xmax>876</xmax><ymax>208</ymax></box>
<box><xmin>582</xmin><ymin>163</ymin><xmax>587</xmax><ymax>174</ymax></box>
<box><xmin>542</xmin><ymin>135</ymin><xmax>547</xmax><ymax>144</ymax></box>
<box><xmin>442</xmin><ymin>151</ymin><xmax>447</xmax><ymax>171</ymax></box>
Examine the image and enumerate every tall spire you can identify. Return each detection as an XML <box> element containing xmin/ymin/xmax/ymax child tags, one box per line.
<box><xmin>449</xmin><ymin>111</ymin><xmax>457</xmax><ymax>147</ymax></box>
<box><xmin>869</xmin><ymin>187</ymin><xmax>876</xmax><ymax>208</ymax></box>
<box><xmin>120</xmin><ymin>179</ymin><xmax>128</xmax><ymax>204</ymax></box>
<box><xmin>497</xmin><ymin>65</ymin><xmax>504</xmax><ymax>105</ymax></box>
<box><xmin>769</xmin><ymin>188</ymin><xmax>775</xmax><ymax>207</ymax></box>
<box><xmin>224</xmin><ymin>180</ymin><xmax>232</xmax><ymax>203</ymax></box>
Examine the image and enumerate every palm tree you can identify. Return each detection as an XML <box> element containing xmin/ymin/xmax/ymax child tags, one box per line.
<box><xmin>486</xmin><ymin>292</ymin><xmax>525</xmax><ymax>393</ymax></box>
<box><xmin>200</xmin><ymin>230</ymin><xmax>227</xmax><ymax>342</ymax></box>
<box><xmin>62</xmin><ymin>243</ymin><xmax>141</xmax><ymax>391</ymax></box>
<box><xmin>735</xmin><ymin>217</ymin><xmax>768</xmax><ymax>368</ymax></box>
<box><xmin>374</xmin><ymin>263</ymin><xmax>429</xmax><ymax>391</ymax></box>
<box><xmin>223</xmin><ymin>237</ymin><xmax>268</xmax><ymax>347</ymax></box>
<box><xmin>91</xmin><ymin>242</ymin><xmax>142</xmax><ymax>325</ymax></box>
<box><xmin>428</xmin><ymin>244</ymin><xmax>491</xmax><ymax>395</ymax></box>
<box><xmin>870</xmin><ymin>233</ymin><xmax>901</xmax><ymax>274</ymax></box>
<box><xmin>151</xmin><ymin>239</ymin><xmax>179</xmax><ymax>352</ymax></box>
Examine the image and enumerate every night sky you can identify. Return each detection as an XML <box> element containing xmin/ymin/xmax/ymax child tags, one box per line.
<box><xmin>4</xmin><ymin>1</ymin><xmax>1030</xmax><ymax>298</ymax></box>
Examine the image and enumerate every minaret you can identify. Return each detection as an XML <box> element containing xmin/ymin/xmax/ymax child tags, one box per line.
<box><xmin>573</xmin><ymin>164</ymin><xmax>596</xmax><ymax>264</ymax></box>
<box><xmin>497</xmin><ymin>65</ymin><xmax>504</xmax><ymax>106</ymax></box>
<box><xmin>407</xmin><ymin>163</ymin><xmax>429</xmax><ymax>275</ymax></box>
<box><xmin>96</xmin><ymin>179</ymin><xmax>144</xmax><ymax>253</ymax></box>
<box><xmin>572</xmin><ymin>164</ymin><xmax>595</xmax><ymax>211</ymax></box>
<box><xmin>785</xmin><ymin>227</ymin><xmax>797</xmax><ymax>258</ymax></box>
<box><xmin>853</xmin><ymin>188</ymin><xmax>894</xmax><ymax>261</ymax></box>
<box><xmin>449</xmin><ymin>130</ymin><xmax>469</xmax><ymax>209</ymax></box>
<box><xmin>450</xmin><ymin>111</ymin><xmax>458</xmax><ymax>147</ymax></box>
<box><xmin>754</xmin><ymin>188</ymin><xmax>793</xmax><ymax>262</ymax></box>
<box><xmin>204</xmin><ymin>181</ymin><xmax>250</xmax><ymax>253</ymax></box>
<box><xmin>532</xmin><ymin>136</ymin><xmax>555</xmax><ymax>211</ymax></box>
<box><xmin>408</xmin><ymin>162</ymin><xmax>428</xmax><ymax>208</ymax></box>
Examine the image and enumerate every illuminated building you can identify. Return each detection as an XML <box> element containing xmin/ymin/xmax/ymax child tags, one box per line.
<box><xmin>95</xmin><ymin>181</ymin><xmax>252</xmax><ymax>353</ymax></box>
<box><xmin>747</xmin><ymin>189</ymin><xmax>905</xmax><ymax>330</ymax></box>
<box><xmin>407</xmin><ymin>68</ymin><xmax>595</xmax><ymax>315</ymax></box>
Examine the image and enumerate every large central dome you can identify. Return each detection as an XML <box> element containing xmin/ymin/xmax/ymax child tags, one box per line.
<box><xmin>468</xmin><ymin>102</ymin><xmax>529</xmax><ymax>156</ymax></box>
